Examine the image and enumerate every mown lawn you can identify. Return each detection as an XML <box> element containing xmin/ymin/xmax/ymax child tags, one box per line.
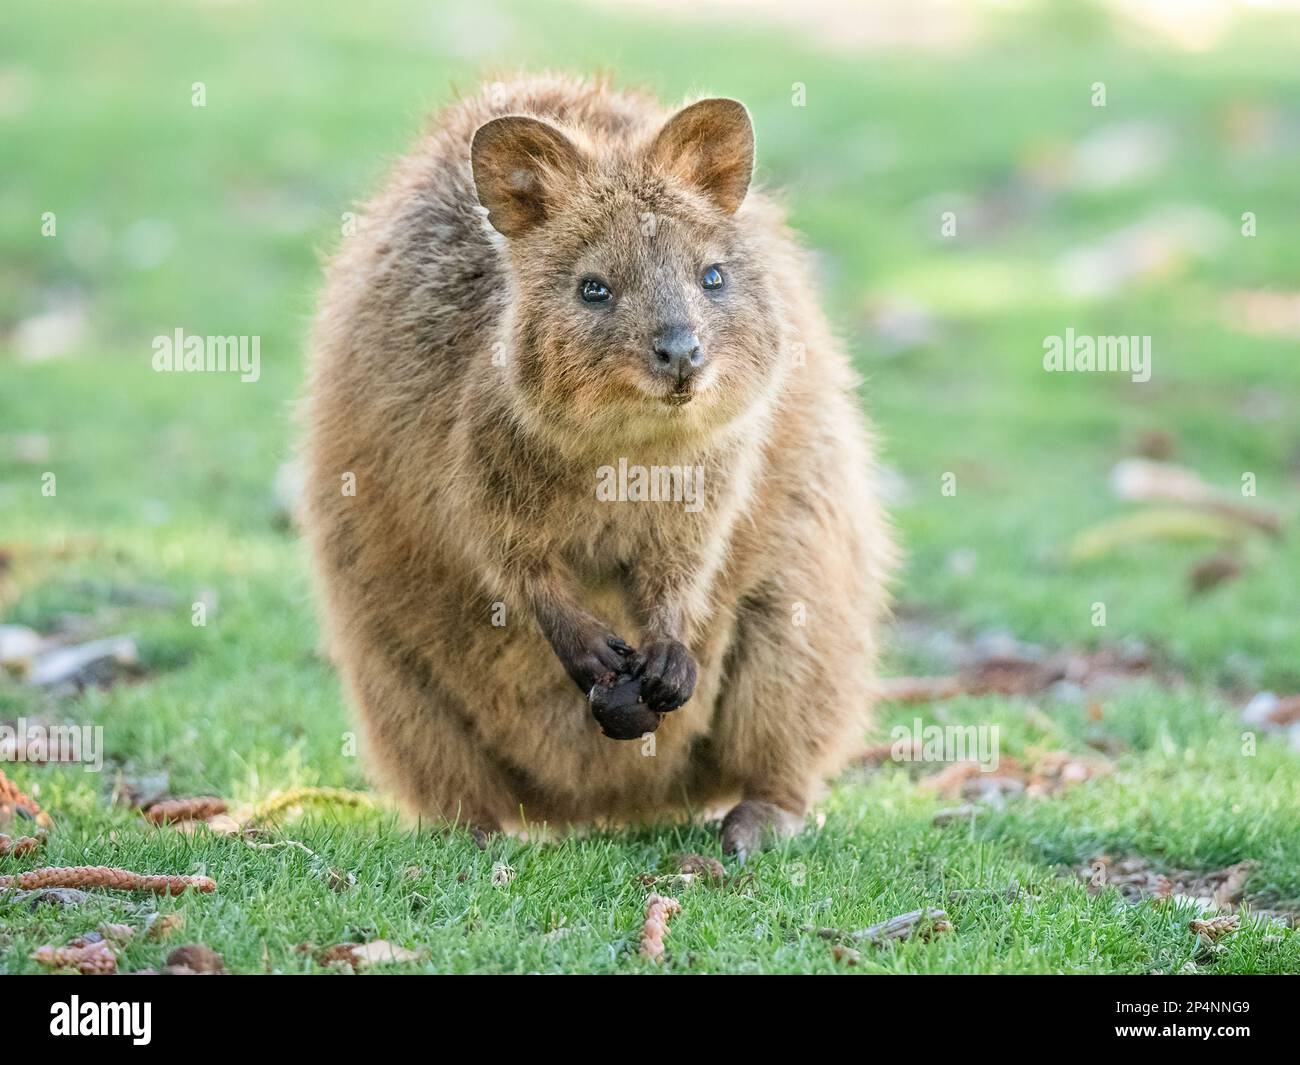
<box><xmin>1</xmin><ymin>0</ymin><xmax>1298</xmax><ymax>973</ymax></box>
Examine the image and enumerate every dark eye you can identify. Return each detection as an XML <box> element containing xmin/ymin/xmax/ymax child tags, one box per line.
<box><xmin>702</xmin><ymin>265</ymin><xmax>724</xmax><ymax>291</ymax></box>
<box><xmin>580</xmin><ymin>278</ymin><xmax>612</xmax><ymax>303</ymax></box>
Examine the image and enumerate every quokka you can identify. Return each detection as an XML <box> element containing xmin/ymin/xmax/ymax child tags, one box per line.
<box><xmin>302</xmin><ymin>74</ymin><xmax>894</xmax><ymax>856</ymax></box>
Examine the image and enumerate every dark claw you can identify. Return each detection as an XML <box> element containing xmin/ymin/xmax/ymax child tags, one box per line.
<box><xmin>636</xmin><ymin>638</ymin><xmax>697</xmax><ymax>713</ymax></box>
<box><xmin>605</xmin><ymin>635</ymin><xmax>635</xmax><ymax>657</ymax></box>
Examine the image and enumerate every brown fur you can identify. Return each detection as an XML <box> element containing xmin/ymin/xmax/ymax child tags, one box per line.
<box><xmin>300</xmin><ymin>73</ymin><xmax>894</xmax><ymax>852</ymax></box>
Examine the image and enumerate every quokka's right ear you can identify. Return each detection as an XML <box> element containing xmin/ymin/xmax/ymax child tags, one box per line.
<box><xmin>471</xmin><ymin>116</ymin><xmax>585</xmax><ymax>238</ymax></box>
<box><xmin>647</xmin><ymin>98</ymin><xmax>754</xmax><ymax>215</ymax></box>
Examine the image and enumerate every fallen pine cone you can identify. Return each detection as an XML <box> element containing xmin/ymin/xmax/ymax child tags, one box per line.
<box><xmin>0</xmin><ymin>832</ymin><xmax>43</xmax><ymax>857</ymax></box>
<box><xmin>30</xmin><ymin>939</ymin><xmax>118</xmax><ymax>975</ymax></box>
<box><xmin>0</xmin><ymin>768</ymin><xmax>52</xmax><ymax>828</ymax></box>
<box><xmin>143</xmin><ymin>796</ymin><xmax>229</xmax><ymax>825</ymax></box>
<box><xmin>1190</xmin><ymin>915</ymin><xmax>1240</xmax><ymax>945</ymax></box>
<box><xmin>639</xmin><ymin>893</ymin><xmax>682</xmax><ymax>963</ymax></box>
<box><xmin>0</xmin><ymin>866</ymin><xmax>216</xmax><ymax>895</ymax></box>
<box><xmin>144</xmin><ymin>912</ymin><xmax>186</xmax><ymax>942</ymax></box>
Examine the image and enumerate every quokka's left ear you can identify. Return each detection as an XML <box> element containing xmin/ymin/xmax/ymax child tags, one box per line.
<box><xmin>647</xmin><ymin>98</ymin><xmax>754</xmax><ymax>215</ymax></box>
<box><xmin>471</xmin><ymin>115</ymin><xmax>587</xmax><ymax>238</ymax></box>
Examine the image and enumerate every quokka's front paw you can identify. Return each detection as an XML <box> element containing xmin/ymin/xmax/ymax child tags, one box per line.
<box><xmin>549</xmin><ymin>622</ymin><xmax>636</xmax><ymax>696</ymax></box>
<box><xmin>631</xmin><ymin>638</ymin><xmax>697</xmax><ymax>713</ymax></box>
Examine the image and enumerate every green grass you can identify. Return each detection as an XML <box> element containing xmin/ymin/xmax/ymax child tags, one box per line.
<box><xmin>2</xmin><ymin>0</ymin><xmax>1298</xmax><ymax>973</ymax></box>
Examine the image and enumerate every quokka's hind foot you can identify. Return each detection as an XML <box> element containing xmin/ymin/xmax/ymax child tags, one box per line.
<box><xmin>719</xmin><ymin>799</ymin><xmax>804</xmax><ymax>862</ymax></box>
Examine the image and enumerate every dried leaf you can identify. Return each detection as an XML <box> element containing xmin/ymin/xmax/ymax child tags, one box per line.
<box><xmin>1242</xmin><ymin>693</ymin><xmax>1300</xmax><ymax>730</ymax></box>
<box><xmin>165</xmin><ymin>944</ymin><xmax>226</xmax><ymax>974</ymax></box>
<box><xmin>308</xmin><ymin>940</ymin><xmax>427</xmax><ymax>970</ymax></box>
<box><xmin>1211</xmin><ymin>862</ymin><xmax>1255</xmax><ymax>909</ymax></box>
<box><xmin>350</xmin><ymin>940</ymin><xmax>425</xmax><ymax>966</ymax></box>
<box><xmin>1025</xmin><ymin>751</ymin><xmax>1112</xmax><ymax>797</ymax></box>
<box><xmin>673</xmin><ymin>853</ymin><xmax>726</xmax><ymax>883</ymax></box>
<box><xmin>1081</xmin><ymin>855</ymin><xmax>1256</xmax><ymax>912</ymax></box>
<box><xmin>920</xmin><ymin>759</ymin><xmax>1026</xmax><ymax>802</ymax></box>
<box><xmin>1188</xmin><ymin>553</ymin><xmax>1245</xmax><ymax>595</ymax></box>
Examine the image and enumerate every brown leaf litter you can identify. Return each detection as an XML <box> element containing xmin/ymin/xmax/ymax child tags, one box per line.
<box><xmin>298</xmin><ymin>940</ymin><xmax>427</xmax><ymax>971</ymax></box>
<box><xmin>921</xmin><ymin>750</ymin><xmax>1112</xmax><ymax>806</ymax></box>
<box><xmin>879</xmin><ymin>644</ymin><xmax>1160</xmax><ymax>707</ymax></box>
<box><xmin>1080</xmin><ymin>856</ymin><xmax>1263</xmax><ymax>915</ymax></box>
<box><xmin>161</xmin><ymin>944</ymin><xmax>227</xmax><ymax>974</ymax></box>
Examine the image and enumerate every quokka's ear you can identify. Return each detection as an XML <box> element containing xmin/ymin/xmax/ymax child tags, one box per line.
<box><xmin>471</xmin><ymin>116</ymin><xmax>585</xmax><ymax>238</ymax></box>
<box><xmin>647</xmin><ymin>98</ymin><xmax>754</xmax><ymax>215</ymax></box>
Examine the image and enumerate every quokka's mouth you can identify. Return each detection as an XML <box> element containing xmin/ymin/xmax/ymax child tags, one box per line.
<box><xmin>662</xmin><ymin>385</ymin><xmax>695</xmax><ymax>407</ymax></box>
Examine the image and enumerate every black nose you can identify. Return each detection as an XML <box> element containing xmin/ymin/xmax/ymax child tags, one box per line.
<box><xmin>651</xmin><ymin>326</ymin><xmax>703</xmax><ymax>382</ymax></box>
